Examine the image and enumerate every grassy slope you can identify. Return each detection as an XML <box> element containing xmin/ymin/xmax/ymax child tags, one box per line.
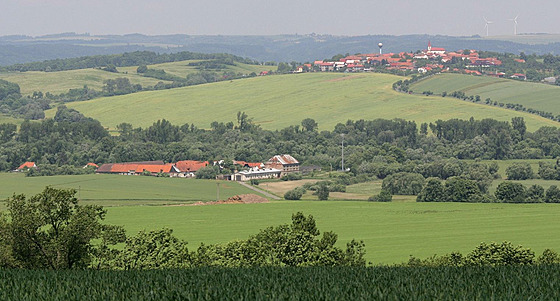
<box><xmin>0</xmin><ymin>114</ymin><xmax>22</xmax><ymax>125</ymax></box>
<box><xmin>0</xmin><ymin>69</ymin><xmax>167</xmax><ymax>95</ymax></box>
<box><xmin>104</xmin><ymin>201</ymin><xmax>560</xmax><ymax>264</ymax></box>
<box><xmin>0</xmin><ymin>173</ymin><xmax>257</xmax><ymax>205</ymax></box>
<box><xmin>58</xmin><ymin>73</ymin><xmax>559</xmax><ymax>131</ymax></box>
<box><xmin>411</xmin><ymin>73</ymin><xmax>560</xmax><ymax>115</ymax></box>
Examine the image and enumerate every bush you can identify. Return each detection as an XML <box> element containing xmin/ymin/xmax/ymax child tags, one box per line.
<box><xmin>444</xmin><ymin>177</ymin><xmax>483</xmax><ymax>202</ymax></box>
<box><xmin>382</xmin><ymin>172</ymin><xmax>425</xmax><ymax>195</ymax></box>
<box><xmin>416</xmin><ymin>178</ymin><xmax>444</xmax><ymax>202</ymax></box>
<box><xmin>316</xmin><ymin>182</ymin><xmax>329</xmax><ymax>200</ymax></box>
<box><xmin>545</xmin><ymin>185</ymin><xmax>560</xmax><ymax>203</ymax></box>
<box><xmin>527</xmin><ymin>184</ymin><xmax>545</xmax><ymax>203</ymax></box>
<box><xmin>284</xmin><ymin>187</ymin><xmax>306</xmax><ymax>200</ymax></box>
<box><xmin>506</xmin><ymin>163</ymin><xmax>534</xmax><ymax>180</ymax></box>
<box><xmin>250</xmin><ymin>179</ymin><xmax>259</xmax><ymax>186</ymax></box>
<box><xmin>495</xmin><ymin>181</ymin><xmax>527</xmax><ymax>203</ymax></box>
<box><xmin>281</xmin><ymin>173</ymin><xmax>303</xmax><ymax>181</ymax></box>
<box><xmin>368</xmin><ymin>190</ymin><xmax>392</xmax><ymax>202</ymax></box>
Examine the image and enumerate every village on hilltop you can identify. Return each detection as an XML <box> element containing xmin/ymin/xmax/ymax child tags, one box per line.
<box><xmin>296</xmin><ymin>41</ymin><xmax>530</xmax><ymax>81</ymax></box>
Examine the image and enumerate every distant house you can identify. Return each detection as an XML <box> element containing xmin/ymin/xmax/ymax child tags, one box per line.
<box><xmin>265</xmin><ymin>155</ymin><xmax>300</xmax><ymax>175</ymax></box>
<box><xmin>16</xmin><ymin>162</ymin><xmax>36</xmax><ymax>172</ymax></box>
<box><xmin>510</xmin><ymin>73</ymin><xmax>526</xmax><ymax>81</ymax></box>
<box><xmin>544</xmin><ymin>77</ymin><xmax>557</xmax><ymax>84</ymax></box>
<box><xmin>259</xmin><ymin>71</ymin><xmax>269</xmax><ymax>76</ymax></box>
<box><xmin>233</xmin><ymin>167</ymin><xmax>282</xmax><ymax>181</ymax></box>
<box><xmin>84</xmin><ymin>163</ymin><xmax>99</xmax><ymax>169</ymax></box>
<box><xmin>174</xmin><ymin>160</ymin><xmax>209</xmax><ymax>178</ymax></box>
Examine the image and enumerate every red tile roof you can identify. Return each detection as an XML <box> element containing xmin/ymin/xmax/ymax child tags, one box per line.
<box><xmin>268</xmin><ymin>155</ymin><xmax>299</xmax><ymax>165</ymax></box>
<box><xmin>86</xmin><ymin>163</ymin><xmax>99</xmax><ymax>168</ymax></box>
<box><xmin>17</xmin><ymin>162</ymin><xmax>36</xmax><ymax>170</ymax></box>
<box><xmin>175</xmin><ymin>160</ymin><xmax>209</xmax><ymax>172</ymax></box>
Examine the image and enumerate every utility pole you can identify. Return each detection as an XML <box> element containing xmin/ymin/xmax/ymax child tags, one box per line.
<box><xmin>341</xmin><ymin>134</ymin><xmax>345</xmax><ymax>172</ymax></box>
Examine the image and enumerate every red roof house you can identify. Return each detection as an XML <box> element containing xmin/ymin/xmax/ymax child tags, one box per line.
<box><xmin>17</xmin><ymin>162</ymin><xmax>36</xmax><ymax>171</ymax></box>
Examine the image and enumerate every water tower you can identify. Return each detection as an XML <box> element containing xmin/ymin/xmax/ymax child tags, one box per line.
<box><xmin>378</xmin><ymin>43</ymin><xmax>383</xmax><ymax>55</ymax></box>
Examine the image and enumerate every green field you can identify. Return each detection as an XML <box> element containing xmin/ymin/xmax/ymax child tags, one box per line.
<box><xmin>0</xmin><ymin>173</ymin><xmax>257</xmax><ymax>206</ymax></box>
<box><xmin>411</xmin><ymin>73</ymin><xmax>560</xmax><ymax>115</ymax></box>
<box><xmin>104</xmin><ymin>200</ymin><xmax>560</xmax><ymax>265</ymax></box>
<box><xmin>53</xmin><ymin>73</ymin><xmax>559</xmax><ymax>131</ymax></box>
<box><xmin>0</xmin><ymin>69</ymin><xmax>168</xmax><ymax>95</ymax></box>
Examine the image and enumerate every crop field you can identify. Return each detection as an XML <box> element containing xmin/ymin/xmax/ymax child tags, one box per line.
<box><xmin>118</xmin><ymin>61</ymin><xmax>276</xmax><ymax>77</ymax></box>
<box><xmin>56</xmin><ymin>73</ymin><xmax>559</xmax><ymax>131</ymax></box>
<box><xmin>0</xmin><ymin>173</ymin><xmax>257</xmax><ymax>207</ymax></box>
<box><xmin>411</xmin><ymin>73</ymin><xmax>560</xmax><ymax>115</ymax></box>
<box><xmin>0</xmin><ymin>69</ymin><xmax>168</xmax><ymax>95</ymax></box>
<box><xmin>2</xmin><ymin>266</ymin><xmax>560</xmax><ymax>300</ymax></box>
<box><xmin>104</xmin><ymin>200</ymin><xmax>560</xmax><ymax>265</ymax></box>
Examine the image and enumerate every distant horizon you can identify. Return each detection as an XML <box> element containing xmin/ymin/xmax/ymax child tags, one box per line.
<box><xmin>3</xmin><ymin>32</ymin><xmax>560</xmax><ymax>39</ymax></box>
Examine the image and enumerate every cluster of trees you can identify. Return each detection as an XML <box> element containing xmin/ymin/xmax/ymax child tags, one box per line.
<box><xmin>1</xmin><ymin>51</ymin><xmax>261</xmax><ymax>73</ymax></box>
<box><xmin>0</xmin><ymin>187</ymin><xmax>365</xmax><ymax>269</ymax></box>
<box><xmin>405</xmin><ymin>241</ymin><xmax>560</xmax><ymax>267</ymax></box>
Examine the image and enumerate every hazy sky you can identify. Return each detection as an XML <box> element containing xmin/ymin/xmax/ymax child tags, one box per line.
<box><xmin>2</xmin><ymin>0</ymin><xmax>559</xmax><ymax>37</ymax></box>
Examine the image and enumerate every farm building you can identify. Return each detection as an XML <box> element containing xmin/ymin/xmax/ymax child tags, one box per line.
<box><xmin>265</xmin><ymin>155</ymin><xmax>300</xmax><ymax>175</ymax></box>
<box><xmin>96</xmin><ymin>161</ymin><xmax>179</xmax><ymax>176</ymax></box>
<box><xmin>174</xmin><ymin>160</ymin><xmax>210</xmax><ymax>177</ymax></box>
<box><xmin>233</xmin><ymin>167</ymin><xmax>282</xmax><ymax>181</ymax></box>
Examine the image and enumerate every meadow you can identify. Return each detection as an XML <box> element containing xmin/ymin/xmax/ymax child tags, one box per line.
<box><xmin>104</xmin><ymin>200</ymin><xmax>560</xmax><ymax>265</ymax></box>
<box><xmin>0</xmin><ymin>173</ymin><xmax>256</xmax><ymax>207</ymax></box>
<box><xmin>55</xmin><ymin>73</ymin><xmax>559</xmax><ymax>131</ymax></box>
<box><xmin>0</xmin><ymin>61</ymin><xmax>276</xmax><ymax>96</ymax></box>
<box><xmin>411</xmin><ymin>73</ymin><xmax>560</xmax><ymax>115</ymax></box>
<box><xmin>0</xmin><ymin>69</ymin><xmax>167</xmax><ymax>95</ymax></box>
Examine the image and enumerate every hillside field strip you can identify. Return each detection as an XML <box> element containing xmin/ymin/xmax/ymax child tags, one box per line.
<box><xmin>118</xmin><ymin>61</ymin><xmax>277</xmax><ymax>78</ymax></box>
<box><xmin>0</xmin><ymin>69</ymin><xmax>168</xmax><ymax>96</ymax></box>
<box><xmin>0</xmin><ymin>61</ymin><xmax>277</xmax><ymax>96</ymax></box>
<box><xmin>0</xmin><ymin>173</ymin><xmax>258</xmax><ymax>207</ymax></box>
<box><xmin>104</xmin><ymin>201</ymin><xmax>560</xmax><ymax>265</ymax></box>
<box><xmin>55</xmin><ymin>73</ymin><xmax>559</xmax><ymax>131</ymax></box>
<box><xmin>411</xmin><ymin>73</ymin><xmax>560</xmax><ymax>115</ymax></box>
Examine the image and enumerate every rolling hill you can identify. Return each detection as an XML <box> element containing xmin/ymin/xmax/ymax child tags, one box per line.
<box><xmin>411</xmin><ymin>73</ymin><xmax>560</xmax><ymax>115</ymax></box>
<box><xmin>0</xmin><ymin>61</ymin><xmax>275</xmax><ymax>96</ymax></box>
<box><xmin>53</xmin><ymin>72</ymin><xmax>560</xmax><ymax>131</ymax></box>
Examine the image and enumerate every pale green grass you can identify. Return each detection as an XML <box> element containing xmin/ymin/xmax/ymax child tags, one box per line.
<box><xmin>411</xmin><ymin>73</ymin><xmax>560</xmax><ymax>115</ymax></box>
<box><xmin>0</xmin><ymin>115</ymin><xmax>22</xmax><ymax>125</ymax></box>
<box><xmin>0</xmin><ymin>69</ymin><xmax>168</xmax><ymax>95</ymax></box>
<box><xmin>0</xmin><ymin>173</ymin><xmax>258</xmax><ymax>204</ymax></box>
<box><xmin>104</xmin><ymin>201</ymin><xmax>560</xmax><ymax>264</ymax></box>
<box><xmin>55</xmin><ymin>73</ymin><xmax>559</xmax><ymax>131</ymax></box>
<box><xmin>119</xmin><ymin>61</ymin><xmax>276</xmax><ymax>78</ymax></box>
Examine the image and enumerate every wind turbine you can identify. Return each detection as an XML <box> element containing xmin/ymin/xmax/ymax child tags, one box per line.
<box><xmin>508</xmin><ymin>15</ymin><xmax>519</xmax><ymax>35</ymax></box>
<box><xmin>484</xmin><ymin>17</ymin><xmax>493</xmax><ymax>37</ymax></box>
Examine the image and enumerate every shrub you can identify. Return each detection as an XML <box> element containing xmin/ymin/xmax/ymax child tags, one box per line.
<box><xmin>545</xmin><ymin>185</ymin><xmax>560</xmax><ymax>203</ymax></box>
<box><xmin>284</xmin><ymin>187</ymin><xmax>306</xmax><ymax>200</ymax></box>
<box><xmin>368</xmin><ymin>190</ymin><xmax>392</xmax><ymax>202</ymax></box>
<box><xmin>281</xmin><ymin>173</ymin><xmax>303</xmax><ymax>181</ymax></box>
<box><xmin>495</xmin><ymin>181</ymin><xmax>527</xmax><ymax>203</ymax></box>
<box><xmin>416</xmin><ymin>177</ymin><xmax>444</xmax><ymax>202</ymax></box>
<box><xmin>250</xmin><ymin>179</ymin><xmax>259</xmax><ymax>186</ymax></box>
<box><xmin>506</xmin><ymin>163</ymin><xmax>534</xmax><ymax>180</ymax></box>
<box><xmin>444</xmin><ymin>177</ymin><xmax>483</xmax><ymax>202</ymax></box>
